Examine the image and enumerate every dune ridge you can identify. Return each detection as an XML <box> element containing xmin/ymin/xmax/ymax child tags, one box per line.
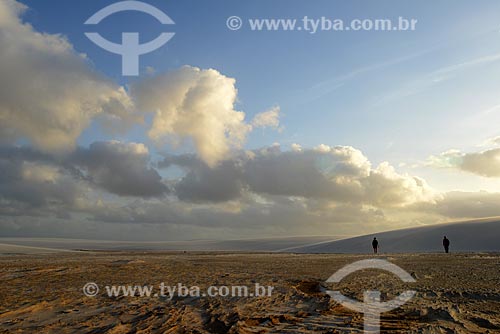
<box><xmin>287</xmin><ymin>218</ymin><xmax>500</xmax><ymax>253</ymax></box>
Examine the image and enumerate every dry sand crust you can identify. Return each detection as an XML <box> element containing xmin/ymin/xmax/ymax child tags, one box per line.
<box><xmin>0</xmin><ymin>253</ymin><xmax>499</xmax><ymax>333</ymax></box>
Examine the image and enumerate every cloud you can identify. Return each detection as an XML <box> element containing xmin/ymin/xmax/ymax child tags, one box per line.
<box><xmin>160</xmin><ymin>154</ymin><xmax>244</xmax><ymax>202</ymax></box>
<box><xmin>160</xmin><ymin>144</ymin><xmax>435</xmax><ymax>207</ymax></box>
<box><xmin>0</xmin><ymin>143</ymin><xmax>436</xmax><ymax>214</ymax></box>
<box><xmin>1</xmin><ymin>1</ymin><xmax>284</xmax><ymax>167</ymax></box>
<box><xmin>0</xmin><ymin>0</ymin><xmax>495</xmax><ymax>239</ymax></box>
<box><xmin>85</xmin><ymin>193</ymin><xmax>391</xmax><ymax>239</ymax></box>
<box><xmin>291</xmin><ymin>143</ymin><xmax>302</xmax><ymax>152</ymax></box>
<box><xmin>415</xmin><ymin>191</ymin><xmax>500</xmax><ymax>219</ymax></box>
<box><xmin>0</xmin><ymin>147</ymin><xmax>86</xmax><ymax>217</ymax></box>
<box><xmin>363</xmin><ymin>162</ymin><xmax>435</xmax><ymax>207</ymax></box>
<box><xmin>373</xmin><ymin>52</ymin><xmax>500</xmax><ymax>107</ymax></box>
<box><xmin>0</xmin><ymin>140</ymin><xmax>168</xmax><ymax>218</ymax></box>
<box><xmin>428</xmin><ymin>148</ymin><xmax>500</xmax><ymax>177</ymax></box>
<box><xmin>7</xmin><ymin>0</ymin><xmax>498</xmax><ymax>241</ymax></box>
<box><xmin>0</xmin><ymin>0</ymin><xmax>135</xmax><ymax>153</ymax></box>
<box><xmin>480</xmin><ymin>135</ymin><xmax>500</xmax><ymax>147</ymax></box>
<box><xmin>244</xmin><ymin>145</ymin><xmax>369</xmax><ymax>201</ymax></box>
<box><xmin>131</xmin><ymin>66</ymin><xmax>252</xmax><ymax>167</ymax></box>
<box><xmin>132</xmin><ymin>66</ymin><xmax>281</xmax><ymax>167</ymax></box>
<box><xmin>2</xmin><ymin>142</ymin><xmax>500</xmax><ymax>240</ymax></box>
<box><xmin>432</xmin><ymin>53</ymin><xmax>500</xmax><ymax>78</ymax></box>
<box><xmin>70</xmin><ymin>141</ymin><xmax>168</xmax><ymax>197</ymax></box>
<box><xmin>251</xmin><ymin>106</ymin><xmax>281</xmax><ymax>129</ymax></box>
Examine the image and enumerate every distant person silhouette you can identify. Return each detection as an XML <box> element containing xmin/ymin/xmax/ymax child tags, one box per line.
<box><xmin>372</xmin><ymin>237</ymin><xmax>379</xmax><ymax>254</ymax></box>
<box><xmin>443</xmin><ymin>236</ymin><xmax>450</xmax><ymax>253</ymax></box>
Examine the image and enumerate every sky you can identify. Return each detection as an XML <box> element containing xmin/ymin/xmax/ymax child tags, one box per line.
<box><xmin>2</xmin><ymin>0</ymin><xmax>500</xmax><ymax>240</ymax></box>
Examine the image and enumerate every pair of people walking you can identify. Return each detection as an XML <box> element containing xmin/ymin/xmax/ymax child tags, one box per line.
<box><xmin>370</xmin><ymin>236</ymin><xmax>451</xmax><ymax>253</ymax></box>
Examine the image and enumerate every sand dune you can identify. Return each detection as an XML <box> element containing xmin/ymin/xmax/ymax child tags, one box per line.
<box><xmin>0</xmin><ymin>236</ymin><xmax>340</xmax><ymax>254</ymax></box>
<box><xmin>288</xmin><ymin>218</ymin><xmax>500</xmax><ymax>253</ymax></box>
<box><xmin>0</xmin><ymin>243</ymin><xmax>79</xmax><ymax>255</ymax></box>
<box><xmin>2</xmin><ymin>218</ymin><xmax>499</xmax><ymax>255</ymax></box>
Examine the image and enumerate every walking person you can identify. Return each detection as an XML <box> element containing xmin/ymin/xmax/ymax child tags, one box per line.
<box><xmin>372</xmin><ymin>237</ymin><xmax>379</xmax><ymax>254</ymax></box>
<box><xmin>443</xmin><ymin>236</ymin><xmax>450</xmax><ymax>253</ymax></box>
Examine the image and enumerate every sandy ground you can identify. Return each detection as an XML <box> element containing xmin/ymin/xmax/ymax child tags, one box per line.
<box><xmin>0</xmin><ymin>252</ymin><xmax>499</xmax><ymax>333</ymax></box>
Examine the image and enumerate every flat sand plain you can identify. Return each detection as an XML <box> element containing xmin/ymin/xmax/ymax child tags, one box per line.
<box><xmin>1</xmin><ymin>252</ymin><xmax>499</xmax><ymax>333</ymax></box>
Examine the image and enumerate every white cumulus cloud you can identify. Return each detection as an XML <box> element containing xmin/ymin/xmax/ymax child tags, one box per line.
<box><xmin>428</xmin><ymin>148</ymin><xmax>500</xmax><ymax>177</ymax></box>
<box><xmin>131</xmin><ymin>66</ymin><xmax>253</xmax><ymax>167</ymax></box>
<box><xmin>0</xmin><ymin>0</ymin><xmax>135</xmax><ymax>153</ymax></box>
<box><xmin>251</xmin><ymin>106</ymin><xmax>281</xmax><ymax>129</ymax></box>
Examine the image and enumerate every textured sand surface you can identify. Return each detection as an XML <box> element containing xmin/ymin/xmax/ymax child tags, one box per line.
<box><xmin>0</xmin><ymin>252</ymin><xmax>499</xmax><ymax>333</ymax></box>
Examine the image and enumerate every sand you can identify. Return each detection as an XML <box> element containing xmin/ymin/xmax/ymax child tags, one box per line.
<box><xmin>0</xmin><ymin>252</ymin><xmax>499</xmax><ymax>333</ymax></box>
<box><xmin>0</xmin><ymin>236</ymin><xmax>340</xmax><ymax>253</ymax></box>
